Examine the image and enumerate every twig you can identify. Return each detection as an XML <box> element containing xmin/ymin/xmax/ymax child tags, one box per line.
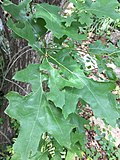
<box><xmin>5</xmin><ymin>78</ymin><xmax>28</xmax><ymax>95</ymax></box>
<box><xmin>45</xmin><ymin>47</ymin><xmax>88</xmax><ymax>53</ymax></box>
<box><xmin>0</xmin><ymin>130</ymin><xmax>11</xmax><ymax>144</ymax></box>
<box><xmin>0</xmin><ymin>48</ymin><xmax>33</xmax><ymax>91</ymax></box>
<box><xmin>5</xmin><ymin>48</ymin><xmax>33</xmax><ymax>77</ymax></box>
<box><xmin>7</xmin><ymin>45</ymin><xmax>31</xmax><ymax>70</ymax></box>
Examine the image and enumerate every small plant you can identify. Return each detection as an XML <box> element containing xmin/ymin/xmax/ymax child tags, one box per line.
<box><xmin>0</xmin><ymin>144</ymin><xmax>13</xmax><ymax>160</ymax></box>
<box><xmin>84</xmin><ymin>124</ymin><xmax>120</xmax><ymax>159</ymax></box>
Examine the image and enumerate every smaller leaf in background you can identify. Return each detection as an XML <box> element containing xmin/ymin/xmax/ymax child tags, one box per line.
<box><xmin>91</xmin><ymin>0</ymin><xmax>120</xmax><ymax>20</ymax></box>
<box><xmin>70</xmin><ymin>0</ymin><xmax>89</xmax><ymax>9</ymax></box>
<box><xmin>78</xmin><ymin>78</ymin><xmax>119</xmax><ymax>127</ymax></box>
<box><xmin>78</xmin><ymin>11</ymin><xmax>93</xmax><ymax>27</ymax></box>
<box><xmin>65</xmin><ymin>21</ymin><xmax>87</xmax><ymax>41</ymax></box>
<box><xmin>89</xmin><ymin>40</ymin><xmax>120</xmax><ymax>54</ymax></box>
<box><xmin>105</xmin><ymin>68</ymin><xmax>117</xmax><ymax>81</ymax></box>
<box><xmin>63</xmin><ymin>16</ymin><xmax>76</xmax><ymax>27</ymax></box>
<box><xmin>70</xmin><ymin>0</ymin><xmax>120</xmax><ymax>25</ymax></box>
<box><xmin>97</xmin><ymin>58</ymin><xmax>107</xmax><ymax>73</ymax></box>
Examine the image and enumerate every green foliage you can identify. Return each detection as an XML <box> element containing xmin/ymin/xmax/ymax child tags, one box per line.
<box><xmin>85</xmin><ymin>125</ymin><xmax>120</xmax><ymax>159</ymax></box>
<box><xmin>6</xmin><ymin>63</ymin><xmax>75</xmax><ymax>159</ymax></box>
<box><xmin>89</xmin><ymin>40</ymin><xmax>120</xmax><ymax>54</ymax></box>
<box><xmin>0</xmin><ymin>144</ymin><xmax>13</xmax><ymax>160</ymax></box>
<box><xmin>70</xmin><ymin>0</ymin><xmax>120</xmax><ymax>20</ymax></box>
<box><xmin>2</xmin><ymin>0</ymin><xmax>120</xmax><ymax>159</ymax></box>
<box><xmin>3</xmin><ymin>0</ymin><xmax>32</xmax><ymax>20</ymax></box>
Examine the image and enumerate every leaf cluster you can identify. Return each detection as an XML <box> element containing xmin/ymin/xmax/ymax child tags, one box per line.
<box><xmin>2</xmin><ymin>0</ymin><xmax>120</xmax><ymax>159</ymax></box>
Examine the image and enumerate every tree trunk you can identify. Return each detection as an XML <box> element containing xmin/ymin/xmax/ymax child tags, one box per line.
<box><xmin>0</xmin><ymin>0</ymin><xmax>39</xmax><ymax>148</ymax></box>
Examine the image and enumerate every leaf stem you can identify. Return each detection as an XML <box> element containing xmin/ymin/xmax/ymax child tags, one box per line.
<box><xmin>107</xmin><ymin>50</ymin><xmax>120</xmax><ymax>56</ymax></box>
<box><xmin>45</xmin><ymin>47</ymin><xmax>88</xmax><ymax>53</ymax></box>
<box><xmin>48</xmin><ymin>54</ymin><xmax>73</xmax><ymax>74</ymax></box>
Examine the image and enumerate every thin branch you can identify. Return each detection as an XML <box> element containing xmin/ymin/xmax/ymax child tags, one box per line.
<box><xmin>7</xmin><ymin>45</ymin><xmax>31</xmax><ymax>70</ymax></box>
<box><xmin>5</xmin><ymin>78</ymin><xmax>28</xmax><ymax>95</ymax></box>
<box><xmin>0</xmin><ymin>130</ymin><xmax>11</xmax><ymax>144</ymax></box>
<box><xmin>6</xmin><ymin>48</ymin><xmax>33</xmax><ymax>76</ymax></box>
<box><xmin>0</xmin><ymin>48</ymin><xmax>33</xmax><ymax>91</ymax></box>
